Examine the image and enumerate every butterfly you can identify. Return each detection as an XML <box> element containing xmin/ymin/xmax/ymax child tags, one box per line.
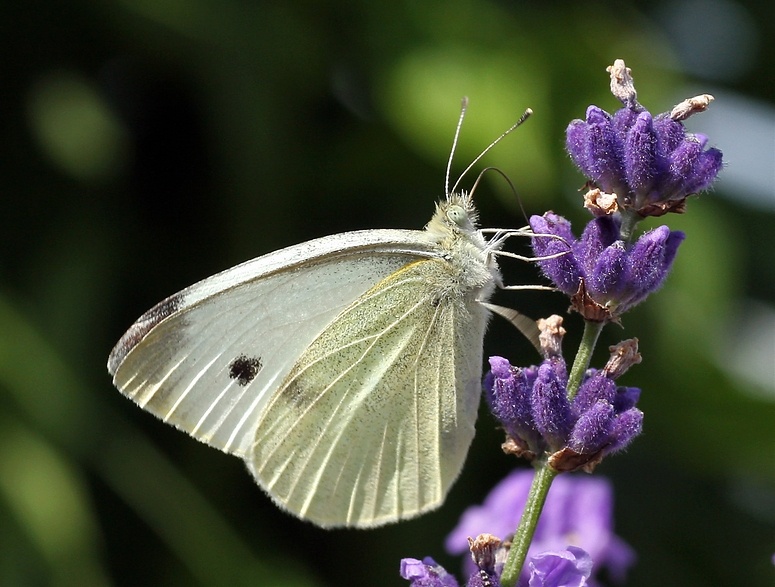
<box><xmin>107</xmin><ymin>102</ymin><xmax>537</xmax><ymax>528</ymax></box>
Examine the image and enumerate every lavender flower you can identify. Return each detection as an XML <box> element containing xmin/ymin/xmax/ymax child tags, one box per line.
<box><xmin>446</xmin><ymin>470</ymin><xmax>634</xmax><ymax>585</ymax></box>
<box><xmin>402</xmin><ymin>535</ymin><xmax>595</xmax><ymax>587</ymax></box>
<box><xmin>400</xmin><ymin>537</ymin><xmax>505</xmax><ymax>587</ymax></box>
<box><xmin>566</xmin><ymin>60</ymin><xmax>722</xmax><ymax>219</ymax></box>
<box><xmin>485</xmin><ymin>317</ymin><xmax>643</xmax><ymax>470</ymax></box>
<box><xmin>530</xmin><ymin>213</ymin><xmax>684</xmax><ymax>321</ymax></box>
<box><xmin>533</xmin><ymin>61</ymin><xmax>720</xmax><ymax>319</ymax></box>
<box><xmin>400</xmin><ymin>557</ymin><xmax>459</xmax><ymax>587</ymax></box>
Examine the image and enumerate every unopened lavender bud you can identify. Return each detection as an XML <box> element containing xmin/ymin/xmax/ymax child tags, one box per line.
<box><xmin>621</xmin><ymin>227</ymin><xmax>685</xmax><ymax>309</ymax></box>
<box><xmin>605</xmin><ymin>408</ymin><xmax>644</xmax><ymax>454</ymax></box>
<box><xmin>530</xmin><ymin>214</ymin><xmax>581</xmax><ymax>296</ymax></box>
<box><xmin>532</xmin><ymin>363</ymin><xmax>574</xmax><ymax>450</ymax></box>
<box><xmin>576</xmin><ymin>216</ymin><xmax>620</xmax><ymax>276</ymax></box>
<box><xmin>568</xmin><ymin>400</ymin><xmax>615</xmax><ymax>454</ymax></box>
<box><xmin>572</xmin><ymin>371</ymin><xmax>617</xmax><ymax>415</ymax></box>
<box><xmin>588</xmin><ymin>241</ymin><xmax>628</xmax><ymax>302</ymax></box>
<box><xmin>624</xmin><ymin>111</ymin><xmax>658</xmax><ymax>197</ymax></box>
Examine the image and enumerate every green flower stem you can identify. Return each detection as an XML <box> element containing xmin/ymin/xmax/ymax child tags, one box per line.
<box><xmin>500</xmin><ymin>319</ymin><xmax>606</xmax><ymax>587</ymax></box>
<box><xmin>499</xmin><ymin>464</ymin><xmax>558</xmax><ymax>587</ymax></box>
<box><xmin>618</xmin><ymin>209</ymin><xmax>640</xmax><ymax>242</ymax></box>
<box><xmin>566</xmin><ymin>320</ymin><xmax>604</xmax><ymax>400</ymax></box>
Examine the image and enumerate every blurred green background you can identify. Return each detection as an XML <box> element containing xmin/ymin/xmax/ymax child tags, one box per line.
<box><xmin>1</xmin><ymin>0</ymin><xmax>773</xmax><ymax>585</ymax></box>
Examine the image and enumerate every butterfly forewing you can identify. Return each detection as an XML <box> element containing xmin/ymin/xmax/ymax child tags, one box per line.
<box><xmin>248</xmin><ymin>258</ymin><xmax>488</xmax><ymax>527</ymax></box>
<box><xmin>109</xmin><ymin>230</ymin><xmax>443</xmax><ymax>459</ymax></box>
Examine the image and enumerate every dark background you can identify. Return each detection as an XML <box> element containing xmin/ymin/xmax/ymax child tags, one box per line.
<box><xmin>1</xmin><ymin>1</ymin><xmax>773</xmax><ymax>585</ymax></box>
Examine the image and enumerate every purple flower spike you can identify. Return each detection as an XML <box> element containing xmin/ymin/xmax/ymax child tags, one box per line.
<box><xmin>447</xmin><ymin>470</ymin><xmax>635</xmax><ymax>585</ymax></box>
<box><xmin>527</xmin><ymin>546</ymin><xmax>593</xmax><ymax>587</ymax></box>
<box><xmin>565</xmin><ymin>64</ymin><xmax>723</xmax><ymax>219</ymax></box>
<box><xmin>400</xmin><ymin>557</ymin><xmax>459</xmax><ymax>587</ymax></box>
<box><xmin>529</xmin><ymin>212</ymin><xmax>685</xmax><ymax>321</ymax></box>
<box><xmin>486</xmin><ymin>332</ymin><xmax>644</xmax><ymax>473</ymax></box>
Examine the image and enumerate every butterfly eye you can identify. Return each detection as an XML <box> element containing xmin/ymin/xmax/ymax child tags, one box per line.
<box><xmin>446</xmin><ymin>205</ymin><xmax>468</xmax><ymax>226</ymax></box>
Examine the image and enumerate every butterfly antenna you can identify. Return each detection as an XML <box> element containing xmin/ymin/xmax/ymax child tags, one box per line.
<box><xmin>451</xmin><ymin>107</ymin><xmax>533</xmax><ymax>195</ymax></box>
<box><xmin>445</xmin><ymin>97</ymin><xmax>469</xmax><ymax>198</ymax></box>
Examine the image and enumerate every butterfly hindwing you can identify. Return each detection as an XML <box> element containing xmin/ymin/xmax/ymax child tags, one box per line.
<box><xmin>248</xmin><ymin>258</ymin><xmax>488</xmax><ymax>527</ymax></box>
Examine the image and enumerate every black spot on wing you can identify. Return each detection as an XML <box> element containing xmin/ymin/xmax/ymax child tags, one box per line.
<box><xmin>107</xmin><ymin>293</ymin><xmax>185</xmax><ymax>376</ymax></box>
<box><xmin>229</xmin><ymin>354</ymin><xmax>263</xmax><ymax>386</ymax></box>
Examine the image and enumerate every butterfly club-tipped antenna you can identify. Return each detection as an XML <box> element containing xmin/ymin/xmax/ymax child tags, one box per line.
<box><xmin>449</xmin><ymin>107</ymin><xmax>533</xmax><ymax>197</ymax></box>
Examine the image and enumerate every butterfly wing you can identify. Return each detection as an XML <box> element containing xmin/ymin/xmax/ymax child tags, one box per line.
<box><xmin>247</xmin><ymin>257</ymin><xmax>489</xmax><ymax>527</ymax></box>
<box><xmin>108</xmin><ymin>229</ymin><xmax>444</xmax><ymax>459</ymax></box>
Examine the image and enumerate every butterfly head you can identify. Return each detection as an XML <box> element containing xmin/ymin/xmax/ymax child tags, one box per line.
<box><xmin>427</xmin><ymin>192</ymin><xmax>479</xmax><ymax>235</ymax></box>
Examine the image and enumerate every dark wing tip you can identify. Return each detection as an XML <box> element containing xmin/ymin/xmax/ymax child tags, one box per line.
<box><xmin>107</xmin><ymin>293</ymin><xmax>185</xmax><ymax>377</ymax></box>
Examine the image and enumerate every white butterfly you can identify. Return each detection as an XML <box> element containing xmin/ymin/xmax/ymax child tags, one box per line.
<box><xmin>107</xmin><ymin>104</ymin><xmax>537</xmax><ymax>528</ymax></box>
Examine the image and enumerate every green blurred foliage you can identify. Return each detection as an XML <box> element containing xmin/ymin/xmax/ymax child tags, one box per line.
<box><xmin>1</xmin><ymin>0</ymin><xmax>773</xmax><ymax>585</ymax></box>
